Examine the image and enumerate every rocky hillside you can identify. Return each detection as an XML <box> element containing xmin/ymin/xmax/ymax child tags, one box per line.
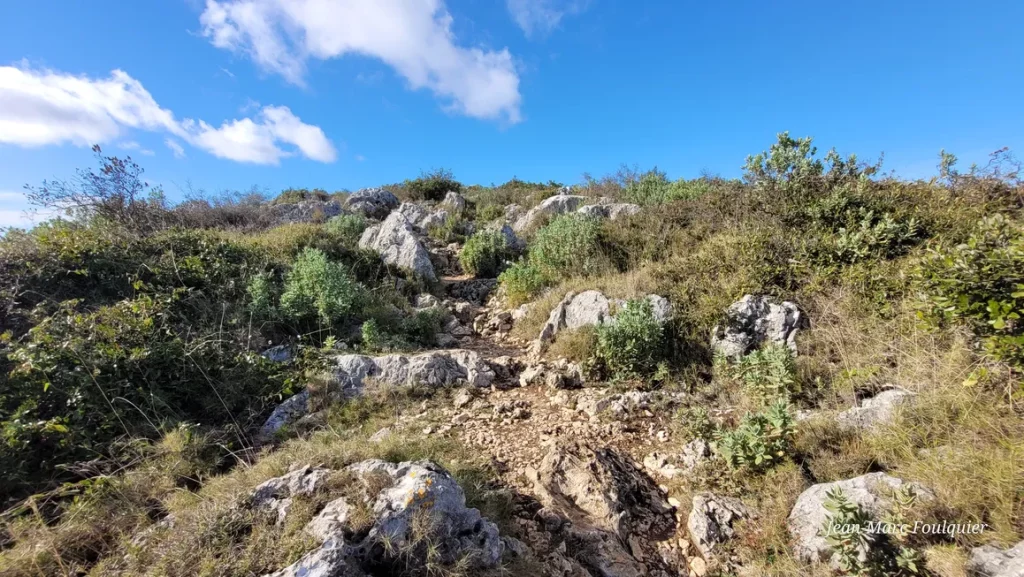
<box><xmin>1</xmin><ymin>137</ymin><xmax>1023</xmax><ymax>577</ymax></box>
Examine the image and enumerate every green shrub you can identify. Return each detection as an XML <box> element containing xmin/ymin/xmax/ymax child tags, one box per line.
<box><xmin>324</xmin><ymin>213</ymin><xmax>368</xmax><ymax>245</ymax></box>
<box><xmin>915</xmin><ymin>214</ymin><xmax>1024</xmax><ymax>370</ymax></box>
<box><xmin>722</xmin><ymin>344</ymin><xmax>799</xmax><ymax>401</ymax></box>
<box><xmin>406</xmin><ymin>168</ymin><xmax>462</xmax><ymax>202</ymax></box>
<box><xmin>246</xmin><ymin>272</ymin><xmax>277</xmax><ymax>317</ymax></box>
<box><xmin>476</xmin><ymin>204</ymin><xmax>505</xmax><ymax>223</ymax></box>
<box><xmin>359</xmin><ymin>307</ymin><xmax>445</xmax><ymax>351</ymax></box>
<box><xmin>272</xmin><ymin>188</ymin><xmax>330</xmax><ymax>205</ymax></box>
<box><xmin>498</xmin><ymin>260</ymin><xmax>549</xmax><ymax>306</ymax></box>
<box><xmin>625</xmin><ymin>169</ymin><xmax>672</xmax><ymax>206</ymax></box>
<box><xmin>594</xmin><ymin>299</ymin><xmax>665</xmax><ymax>379</ymax></box>
<box><xmin>529</xmin><ymin>213</ymin><xmax>607</xmax><ymax>279</ymax></box>
<box><xmin>665</xmin><ymin>178</ymin><xmax>712</xmax><ymax>202</ymax></box>
<box><xmin>426</xmin><ymin>214</ymin><xmax>468</xmax><ymax>244</ymax></box>
<box><xmin>280</xmin><ymin>248</ymin><xmax>364</xmax><ymax>324</ymax></box>
<box><xmin>460</xmin><ymin>229</ymin><xmax>517</xmax><ymax>278</ymax></box>
<box><xmin>821</xmin><ymin>486</ymin><xmax>927</xmax><ymax>576</ymax></box>
<box><xmin>714</xmin><ymin>400</ymin><xmax>796</xmax><ymax>471</ymax></box>
<box><xmin>3</xmin><ymin>296</ymin><xmax>283</xmax><ymax>501</ymax></box>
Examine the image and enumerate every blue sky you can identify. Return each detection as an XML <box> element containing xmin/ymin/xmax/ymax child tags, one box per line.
<box><xmin>2</xmin><ymin>0</ymin><xmax>1023</xmax><ymax>227</ymax></box>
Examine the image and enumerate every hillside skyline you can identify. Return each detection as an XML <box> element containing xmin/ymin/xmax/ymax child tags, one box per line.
<box><xmin>2</xmin><ymin>0</ymin><xmax>1024</xmax><ymax>227</ymax></box>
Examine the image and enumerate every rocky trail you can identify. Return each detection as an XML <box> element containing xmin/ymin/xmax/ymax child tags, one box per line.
<box><xmin>250</xmin><ymin>191</ymin><xmax>1023</xmax><ymax>577</ymax></box>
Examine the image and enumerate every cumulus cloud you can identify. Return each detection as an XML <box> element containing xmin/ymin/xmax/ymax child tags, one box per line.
<box><xmin>506</xmin><ymin>0</ymin><xmax>586</xmax><ymax>37</ymax></box>
<box><xmin>0</xmin><ymin>64</ymin><xmax>336</xmax><ymax>165</ymax></box>
<box><xmin>200</xmin><ymin>0</ymin><xmax>522</xmax><ymax>123</ymax></box>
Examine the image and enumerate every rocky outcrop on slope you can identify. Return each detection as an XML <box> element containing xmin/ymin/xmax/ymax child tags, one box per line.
<box><xmin>533</xmin><ymin>290</ymin><xmax>672</xmax><ymax>353</ymax></box>
<box><xmin>345</xmin><ymin>188</ymin><xmax>400</xmax><ymax>219</ymax></box>
<box><xmin>258</xmin><ymin>460</ymin><xmax>503</xmax><ymax>577</ymax></box>
<box><xmin>358</xmin><ymin>211</ymin><xmax>437</xmax><ymax>281</ymax></box>
<box><xmin>710</xmin><ymin>294</ymin><xmax>807</xmax><ymax>359</ymax></box>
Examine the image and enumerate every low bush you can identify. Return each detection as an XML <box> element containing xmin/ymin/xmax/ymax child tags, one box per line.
<box><xmin>914</xmin><ymin>214</ymin><xmax>1024</xmax><ymax>370</ymax></box>
<box><xmin>459</xmin><ymin>228</ymin><xmax>518</xmax><ymax>278</ymax></box>
<box><xmin>324</xmin><ymin>213</ymin><xmax>368</xmax><ymax>245</ymax></box>
<box><xmin>279</xmin><ymin>248</ymin><xmax>364</xmax><ymax>325</ymax></box>
<box><xmin>498</xmin><ymin>260</ymin><xmax>549</xmax><ymax>306</ymax></box>
<box><xmin>271</xmin><ymin>188</ymin><xmax>330</xmax><ymax>205</ymax></box>
<box><xmin>406</xmin><ymin>168</ymin><xmax>462</xmax><ymax>202</ymax></box>
<box><xmin>714</xmin><ymin>400</ymin><xmax>797</xmax><ymax>471</ymax></box>
<box><xmin>594</xmin><ymin>299</ymin><xmax>665</xmax><ymax>379</ymax></box>
<box><xmin>721</xmin><ymin>344</ymin><xmax>799</xmax><ymax>401</ymax></box>
<box><xmin>529</xmin><ymin>213</ymin><xmax>607</xmax><ymax>279</ymax></box>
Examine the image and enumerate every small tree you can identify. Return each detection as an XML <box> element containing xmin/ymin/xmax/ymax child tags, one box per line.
<box><xmin>24</xmin><ymin>145</ymin><xmax>168</xmax><ymax>232</ymax></box>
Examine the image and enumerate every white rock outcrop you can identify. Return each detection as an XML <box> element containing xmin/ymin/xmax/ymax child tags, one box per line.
<box><xmin>359</xmin><ymin>211</ymin><xmax>437</xmax><ymax>281</ymax></box>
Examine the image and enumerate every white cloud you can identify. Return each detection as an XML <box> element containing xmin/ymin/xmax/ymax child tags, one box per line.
<box><xmin>0</xmin><ymin>64</ymin><xmax>336</xmax><ymax>165</ymax></box>
<box><xmin>506</xmin><ymin>0</ymin><xmax>586</xmax><ymax>37</ymax></box>
<box><xmin>200</xmin><ymin>0</ymin><xmax>522</xmax><ymax>123</ymax></box>
<box><xmin>165</xmin><ymin>138</ymin><xmax>186</xmax><ymax>158</ymax></box>
<box><xmin>0</xmin><ymin>190</ymin><xmax>52</xmax><ymax>229</ymax></box>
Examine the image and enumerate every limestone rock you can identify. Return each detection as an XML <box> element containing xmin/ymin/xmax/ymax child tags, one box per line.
<box><xmin>966</xmin><ymin>540</ymin><xmax>1024</xmax><ymax>577</ymax></box>
<box><xmin>268</xmin><ymin>200</ymin><xmax>345</xmax><ymax>225</ymax></box>
<box><xmin>711</xmin><ymin>294</ymin><xmax>806</xmax><ymax>360</ymax></box>
<box><xmin>347</xmin><ymin>460</ymin><xmax>504</xmax><ymax>568</ymax></box>
<box><xmin>511</xmin><ymin>194</ymin><xmax>589</xmax><ymax>232</ymax></box>
<box><xmin>533</xmin><ymin>291</ymin><xmax>672</xmax><ymax>353</ymax></box>
<box><xmin>263</xmin><ymin>541</ymin><xmax>364</xmax><ymax>577</ymax></box>
<box><xmin>442</xmin><ymin>191</ymin><xmax>467</xmax><ymax>213</ymax></box>
<box><xmin>249</xmin><ymin>466</ymin><xmax>331</xmax><ymax>525</ymax></box>
<box><xmin>259</xmin><ymin>390</ymin><xmax>310</xmax><ymax>440</ymax></box>
<box><xmin>576</xmin><ymin>203</ymin><xmax>642</xmax><ymax>220</ymax></box>
<box><xmin>359</xmin><ymin>211</ymin><xmax>437</xmax><ymax>281</ymax></box>
<box><xmin>306</xmin><ymin>498</ymin><xmax>353</xmax><ymax>541</ymax></box>
<box><xmin>687</xmin><ymin>493</ymin><xmax>749</xmax><ymax>558</ymax></box>
<box><xmin>836</xmin><ymin>388</ymin><xmax>914</xmax><ymax>431</ymax></box>
<box><xmin>788</xmin><ymin>473</ymin><xmax>931</xmax><ymax>564</ymax></box>
<box><xmin>345</xmin><ymin>188</ymin><xmax>399</xmax><ymax>219</ymax></box>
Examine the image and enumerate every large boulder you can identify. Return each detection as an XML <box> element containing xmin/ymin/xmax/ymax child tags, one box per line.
<box><xmin>249</xmin><ymin>466</ymin><xmax>331</xmax><ymax>525</ymax></box>
<box><xmin>526</xmin><ymin>442</ymin><xmax>676</xmax><ymax>576</ymax></box>
<box><xmin>396</xmin><ymin>202</ymin><xmax>449</xmax><ymax>232</ymax></box>
<box><xmin>260</xmin><ymin>350</ymin><xmax>496</xmax><ymax>436</ymax></box>
<box><xmin>534</xmin><ymin>291</ymin><xmax>672</xmax><ymax>353</ymax></box>
<box><xmin>511</xmin><ymin>194</ymin><xmax>589</xmax><ymax>232</ymax></box>
<box><xmin>711</xmin><ymin>294</ymin><xmax>806</xmax><ymax>360</ymax></box>
<box><xmin>836</xmin><ymin>388</ymin><xmax>914</xmax><ymax>431</ymax></box>
<box><xmin>345</xmin><ymin>188</ymin><xmax>400</xmax><ymax>219</ymax></box>
<box><xmin>262</xmin><ymin>460</ymin><xmax>503</xmax><ymax>576</ymax></box>
<box><xmin>576</xmin><ymin>202</ymin><xmax>642</xmax><ymax>220</ymax></box>
<box><xmin>441</xmin><ymin>191</ymin><xmax>467</xmax><ymax>213</ymax></box>
<box><xmin>966</xmin><ymin>540</ymin><xmax>1024</xmax><ymax>577</ymax></box>
<box><xmin>359</xmin><ymin>211</ymin><xmax>437</xmax><ymax>282</ymax></box>
<box><xmin>787</xmin><ymin>473</ymin><xmax>930</xmax><ymax>565</ymax></box>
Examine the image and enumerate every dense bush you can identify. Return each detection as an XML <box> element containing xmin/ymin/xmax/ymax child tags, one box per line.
<box><xmin>459</xmin><ymin>228</ymin><xmax>518</xmax><ymax>278</ymax></box>
<box><xmin>279</xmin><ymin>248</ymin><xmax>365</xmax><ymax>325</ymax></box>
<box><xmin>624</xmin><ymin>169</ymin><xmax>713</xmax><ymax>205</ymax></box>
<box><xmin>721</xmin><ymin>344</ymin><xmax>799</xmax><ymax>401</ymax></box>
<box><xmin>324</xmin><ymin>213</ymin><xmax>369</xmax><ymax>245</ymax></box>
<box><xmin>529</xmin><ymin>213</ymin><xmax>606</xmax><ymax>279</ymax></box>
<box><xmin>497</xmin><ymin>260</ymin><xmax>548</xmax><ymax>306</ymax></box>
<box><xmin>714</xmin><ymin>400</ymin><xmax>796</xmax><ymax>471</ymax></box>
<box><xmin>594</xmin><ymin>299</ymin><xmax>665</xmax><ymax>378</ymax></box>
<box><xmin>406</xmin><ymin>168</ymin><xmax>462</xmax><ymax>202</ymax></box>
<box><xmin>272</xmin><ymin>188</ymin><xmax>330</xmax><ymax>205</ymax></box>
<box><xmin>2</xmin><ymin>295</ymin><xmax>284</xmax><ymax>501</ymax></box>
<box><xmin>915</xmin><ymin>214</ymin><xmax>1024</xmax><ymax>370</ymax></box>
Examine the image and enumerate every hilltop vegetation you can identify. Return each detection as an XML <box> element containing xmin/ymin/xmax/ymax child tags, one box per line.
<box><xmin>1</xmin><ymin>136</ymin><xmax>1022</xmax><ymax>577</ymax></box>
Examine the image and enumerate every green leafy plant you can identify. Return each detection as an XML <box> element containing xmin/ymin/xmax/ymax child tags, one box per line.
<box><xmin>497</xmin><ymin>260</ymin><xmax>548</xmax><ymax>306</ymax></box>
<box><xmin>725</xmin><ymin>344</ymin><xmax>799</xmax><ymax>401</ymax></box>
<box><xmin>821</xmin><ymin>487</ymin><xmax>874</xmax><ymax>576</ymax></box>
<box><xmin>279</xmin><ymin>248</ymin><xmax>364</xmax><ymax>324</ymax></box>
<box><xmin>528</xmin><ymin>213</ymin><xmax>606</xmax><ymax>279</ymax></box>
<box><xmin>714</xmin><ymin>399</ymin><xmax>796</xmax><ymax>471</ymax></box>
<box><xmin>820</xmin><ymin>486</ymin><xmax>927</xmax><ymax>577</ymax></box>
<box><xmin>406</xmin><ymin>168</ymin><xmax>462</xmax><ymax>202</ymax></box>
<box><xmin>459</xmin><ymin>229</ymin><xmax>518</xmax><ymax>278</ymax></box>
<box><xmin>915</xmin><ymin>214</ymin><xmax>1024</xmax><ymax>371</ymax></box>
<box><xmin>594</xmin><ymin>299</ymin><xmax>665</xmax><ymax>379</ymax></box>
<box><xmin>324</xmin><ymin>213</ymin><xmax>368</xmax><ymax>245</ymax></box>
